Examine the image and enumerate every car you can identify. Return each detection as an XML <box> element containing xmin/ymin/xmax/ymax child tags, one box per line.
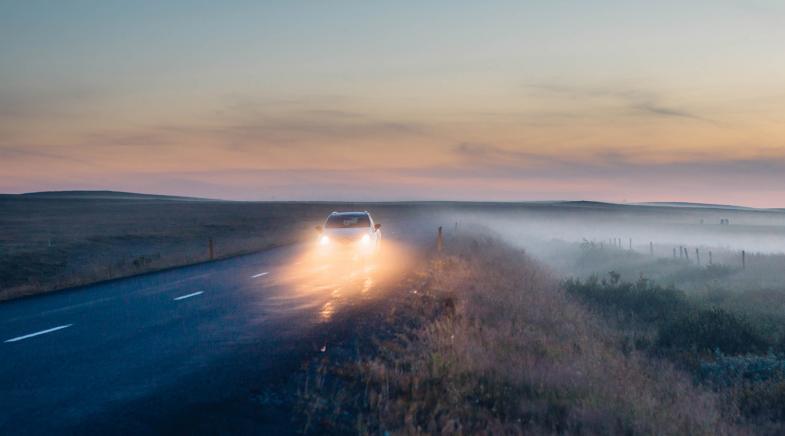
<box><xmin>315</xmin><ymin>211</ymin><xmax>381</xmax><ymax>255</ymax></box>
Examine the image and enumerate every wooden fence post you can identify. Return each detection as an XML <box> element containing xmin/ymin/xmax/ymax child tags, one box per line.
<box><xmin>742</xmin><ymin>250</ymin><xmax>746</xmax><ymax>269</ymax></box>
<box><xmin>696</xmin><ymin>248</ymin><xmax>701</xmax><ymax>266</ymax></box>
<box><xmin>436</xmin><ymin>226</ymin><xmax>443</xmax><ymax>253</ymax></box>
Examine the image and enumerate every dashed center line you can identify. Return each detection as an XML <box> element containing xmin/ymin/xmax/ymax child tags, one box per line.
<box><xmin>173</xmin><ymin>291</ymin><xmax>204</xmax><ymax>301</ymax></box>
<box><xmin>4</xmin><ymin>324</ymin><xmax>73</xmax><ymax>343</ymax></box>
<box><xmin>251</xmin><ymin>272</ymin><xmax>269</xmax><ymax>278</ymax></box>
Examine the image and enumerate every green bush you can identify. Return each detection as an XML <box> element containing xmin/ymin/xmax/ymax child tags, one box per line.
<box><xmin>700</xmin><ymin>351</ymin><xmax>785</xmax><ymax>386</ymax></box>
<box><xmin>700</xmin><ymin>352</ymin><xmax>785</xmax><ymax>422</ymax></box>
<box><xmin>657</xmin><ymin>309</ymin><xmax>770</xmax><ymax>355</ymax></box>
<box><xmin>564</xmin><ymin>273</ymin><xmax>689</xmax><ymax>326</ymax></box>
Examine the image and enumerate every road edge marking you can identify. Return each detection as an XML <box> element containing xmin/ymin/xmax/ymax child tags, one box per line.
<box><xmin>173</xmin><ymin>291</ymin><xmax>204</xmax><ymax>301</ymax></box>
<box><xmin>4</xmin><ymin>324</ymin><xmax>73</xmax><ymax>343</ymax></box>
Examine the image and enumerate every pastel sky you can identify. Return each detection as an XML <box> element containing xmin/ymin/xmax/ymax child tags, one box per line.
<box><xmin>2</xmin><ymin>1</ymin><xmax>785</xmax><ymax>206</ymax></box>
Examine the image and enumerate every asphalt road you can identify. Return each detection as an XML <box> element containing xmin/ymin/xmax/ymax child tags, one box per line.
<box><xmin>0</xmin><ymin>228</ymin><xmax>425</xmax><ymax>434</ymax></box>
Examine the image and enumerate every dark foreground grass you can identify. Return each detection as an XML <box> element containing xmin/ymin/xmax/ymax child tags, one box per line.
<box><xmin>297</xmin><ymin>235</ymin><xmax>739</xmax><ymax>434</ymax></box>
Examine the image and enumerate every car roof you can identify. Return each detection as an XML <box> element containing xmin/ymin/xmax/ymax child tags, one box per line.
<box><xmin>329</xmin><ymin>211</ymin><xmax>369</xmax><ymax>216</ymax></box>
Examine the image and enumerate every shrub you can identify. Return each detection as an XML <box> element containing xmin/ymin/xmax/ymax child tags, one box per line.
<box><xmin>699</xmin><ymin>352</ymin><xmax>785</xmax><ymax>424</ymax></box>
<box><xmin>700</xmin><ymin>351</ymin><xmax>785</xmax><ymax>386</ymax></box>
<box><xmin>564</xmin><ymin>274</ymin><xmax>689</xmax><ymax>326</ymax></box>
<box><xmin>657</xmin><ymin>309</ymin><xmax>770</xmax><ymax>355</ymax></box>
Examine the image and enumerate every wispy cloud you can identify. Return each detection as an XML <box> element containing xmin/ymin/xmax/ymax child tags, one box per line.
<box><xmin>525</xmin><ymin>82</ymin><xmax>715</xmax><ymax>124</ymax></box>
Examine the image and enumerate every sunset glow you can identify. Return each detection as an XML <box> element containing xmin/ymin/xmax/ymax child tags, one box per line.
<box><xmin>2</xmin><ymin>1</ymin><xmax>785</xmax><ymax>206</ymax></box>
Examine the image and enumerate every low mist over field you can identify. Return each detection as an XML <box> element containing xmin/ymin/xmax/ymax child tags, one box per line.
<box><xmin>441</xmin><ymin>202</ymin><xmax>785</xmax><ymax>254</ymax></box>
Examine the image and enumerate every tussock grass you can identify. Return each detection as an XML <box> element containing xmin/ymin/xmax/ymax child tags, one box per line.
<box><xmin>298</xmin><ymin>235</ymin><xmax>739</xmax><ymax>434</ymax></box>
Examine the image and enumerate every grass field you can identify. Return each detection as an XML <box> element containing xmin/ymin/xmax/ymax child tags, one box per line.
<box><xmin>0</xmin><ymin>191</ymin><xmax>428</xmax><ymax>301</ymax></box>
<box><xmin>297</xmin><ymin>234</ymin><xmax>741</xmax><ymax>434</ymax></box>
<box><xmin>296</xmin><ymin>229</ymin><xmax>785</xmax><ymax>434</ymax></box>
<box><xmin>4</xmin><ymin>191</ymin><xmax>785</xmax><ymax>432</ymax></box>
<box><xmin>2</xmin><ymin>191</ymin><xmax>783</xmax><ymax>304</ymax></box>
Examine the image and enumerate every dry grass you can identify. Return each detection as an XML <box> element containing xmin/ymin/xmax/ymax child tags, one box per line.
<box><xmin>0</xmin><ymin>195</ymin><xmax>431</xmax><ymax>301</ymax></box>
<box><xmin>299</xmin><ymin>234</ymin><xmax>743</xmax><ymax>434</ymax></box>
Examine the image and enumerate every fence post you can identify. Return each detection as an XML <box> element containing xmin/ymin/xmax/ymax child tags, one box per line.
<box><xmin>696</xmin><ymin>248</ymin><xmax>701</xmax><ymax>266</ymax></box>
<box><xmin>436</xmin><ymin>226</ymin><xmax>443</xmax><ymax>253</ymax></box>
<box><xmin>742</xmin><ymin>250</ymin><xmax>746</xmax><ymax>269</ymax></box>
<box><xmin>650</xmin><ymin>241</ymin><xmax>653</xmax><ymax>256</ymax></box>
<box><xmin>709</xmin><ymin>251</ymin><xmax>712</xmax><ymax>265</ymax></box>
<box><xmin>209</xmin><ymin>238</ymin><xmax>214</xmax><ymax>260</ymax></box>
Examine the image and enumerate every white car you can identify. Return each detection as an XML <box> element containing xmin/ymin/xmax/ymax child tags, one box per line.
<box><xmin>315</xmin><ymin>211</ymin><xmax>381</xmax><ymax>255</ymax></box>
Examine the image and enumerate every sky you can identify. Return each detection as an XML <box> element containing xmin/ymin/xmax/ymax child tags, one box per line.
<box><xmin>2</xmin><ymin>1</ymin><xmax>785</xmax><ymax>206</ymax></box>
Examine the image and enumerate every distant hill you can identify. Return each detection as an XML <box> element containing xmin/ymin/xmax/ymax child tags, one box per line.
<box><xmin>19</xmin><ymin>190</ymin><xmax>212</xmax><ymax>201</ymax></box>
<box><xmin>638</xmin><ymin>201</ymin><xmax>756</xmax><ymax>211</ymax></box>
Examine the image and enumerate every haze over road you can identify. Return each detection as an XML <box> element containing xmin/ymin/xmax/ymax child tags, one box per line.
<box><xmin>0</xmin><ymin>223</ymin><xmax>424</xmax><ymax>434</ymax></box>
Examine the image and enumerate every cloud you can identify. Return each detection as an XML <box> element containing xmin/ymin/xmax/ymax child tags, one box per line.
<box><xmin>525</xmin><ymin>82</ymin><xmax>714</xmax><ymax>123</ymax></box>
<box><xmin>632</xmin><ymin>102</ymin><xmax>712</xmax><ymax>123</ymax></box>
<box><xmin>433</xmin><ymin>142</ymin><xmax>785</xmax><ymax>187</ymax></box>
<box><xmin>0</xmin><ymin>144</ymin><xmax>90</xmax><ymax>164</ymax></box>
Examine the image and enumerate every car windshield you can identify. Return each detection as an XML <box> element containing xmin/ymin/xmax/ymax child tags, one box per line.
<box><xmin>325</xmin><ymin>214</ymin><xmax>370</xmax><ymax>229</ymax></box>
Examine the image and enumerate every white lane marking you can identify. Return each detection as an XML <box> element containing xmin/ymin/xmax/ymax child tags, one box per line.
<box><xmin>251</xmin><ymin>272</ymin><xmax>269</xmax><ymax>278</ymax></box>
<box><xmin>4</xmin><ymin>324</ymin><xmax>73</xmax><ymax>343</ymax></box>
<box><xmin>173</xmin><ymin>291</ymin><xmax>204</xmax><ymax>301</ymax></box>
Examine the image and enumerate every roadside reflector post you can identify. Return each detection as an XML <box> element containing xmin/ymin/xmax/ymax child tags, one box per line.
<box><xmin>436</xmin><ymin>226</ymin><xmax>443</xmax><ymax>253</ymax></box>
<box><xmin>209</xmin><ymin>238</ymin><xmax>214</xmax><ymax>260</ymax></box>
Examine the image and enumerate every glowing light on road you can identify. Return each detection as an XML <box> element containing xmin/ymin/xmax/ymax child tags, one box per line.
<box><xmin>270</xmin><ymin>232</ymin><xmax>410</xmax><ymax>324</ymax></box>
<box><xmin>361</xmin><ymin>277</ymin><xmax>374</xmax><ymax>294</ymax></box>
<box><xmin>320</xmin><ymin>301</ymin><xmax>335</xmax><ymax>322</ymax></box>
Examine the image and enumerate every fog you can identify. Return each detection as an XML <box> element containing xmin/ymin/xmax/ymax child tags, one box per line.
<box><xmin>438</xmin><ymin>202</ymin><xmax>785</xmax><ymax>254</ymax></box>
<box><xmin>430</xmin><ymin>202</ymin><xmax>785</xmax><ymax>290</ymax></box>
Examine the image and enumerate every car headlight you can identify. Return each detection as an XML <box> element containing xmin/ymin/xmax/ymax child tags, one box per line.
<box><xmin>360</xmin><ymin>234</ymin><xmax>370</xmax><ymax>244</ymax></box>
<box><xmin>319</xmin><ymin>235</ymin><xmax>330</xmax><ymax>245</ymax></box>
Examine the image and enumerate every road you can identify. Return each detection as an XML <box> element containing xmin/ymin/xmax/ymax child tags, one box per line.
<box><xmin>0</xmin><ymin>229</ymin><xmax>424</xmax><ymax>434</ymax></box>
